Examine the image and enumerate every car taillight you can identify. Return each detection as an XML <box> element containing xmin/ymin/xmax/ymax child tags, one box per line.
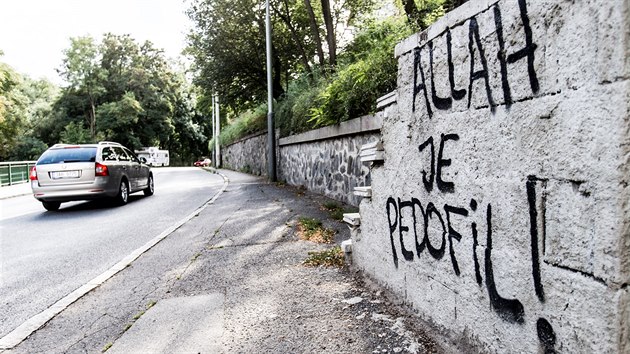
<box><xmin>95</xmin><ymin>163</ymin><xmax>109</xmax><ymax>176</ymax></box>
<box><xmin>29</xmin><ymin>166</ymin><xmax>38</xmax><ymax>180</ymax></box>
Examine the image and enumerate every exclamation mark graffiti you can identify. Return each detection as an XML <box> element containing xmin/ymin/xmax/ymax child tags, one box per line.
<box><xmin>527</xmin><ymin>176</ymin><xmax>557</xmax><ymax>354</ymax></box>
<box><xmin>526</xmin><ymin>175</ymin><xmax>545</xmax><ymax>301</ymax></box>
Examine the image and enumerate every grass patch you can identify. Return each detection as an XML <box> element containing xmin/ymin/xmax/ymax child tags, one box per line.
<box><xmin>296</xmin><ymin>217</ymin><xmax>336</xmax><ymax>243</ymax></box>
<box><xmin>303</xmin><ymin>246</ymin><xmax>345</xmax><ymax>267</ymax></box>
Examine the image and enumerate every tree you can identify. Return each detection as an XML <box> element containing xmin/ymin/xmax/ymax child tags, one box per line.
<box><xmin>320</xmin><ymin>0</ymin><xmax>336</xmax><ymax>67</ymax></box>
<box><xmin>9</xmin><ymin>136</ymin><xmax>47</xmax><ymax>160</ymax></box>
<box><xmin>58</xmin><ymin>36</ymin><xmax>107</xmax><ymax>138</ymax></box>
<box><xmin>96</xmin><ymin>92</ymin><xmax>144</xmax><ymax>147</ymax></box>
<box><xmin>59</xmin><ymin>121</ymin><xmax>92</xmax><ymax>144</ymax></box>
<box><xmin>186</xmin><ymin>0</ymin><xmax>376</xmax><ymax>118</ymax></box>
<box><xmin>0</xmin><ymin>62</ymin><xmax>28</xmax><ymax>159</ymax></box>
<box><xmin>303</xmin><ymin>0</ymin><xmax>326</xmax><ymax>67</ymax></box>
<box><xmin>45</xmin><ymin>34</ymin><xmax>205</xmax><ymax>162</ymax></box>
<box><xmin>187</xmin><ymin>0</ymin><xmax>286</xmax><ymax>113</ymax></box>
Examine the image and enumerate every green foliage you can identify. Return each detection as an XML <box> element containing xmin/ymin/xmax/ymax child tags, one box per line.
<box><xmin>0</xmin><ymin>62</ymin><xmax>60</xmax><ymax>160</ymax></box>
<box><xmin>96</xmin><ymin>92</ymin><xmax>144</xmax><ymax>147</ymax></box>
<box><xmin>297</xmin><ymin>216</ymin><xmax>335</xmax><ymax>243</ymax></box>
<box><xmin>1</xmin><ymin>35</ymin><xmax>207</xmax><ymax>163</ymax></box>
<box><xmin>321</xmin><ymin>201</ymin><xmax>345</xmax><ymax>221</ymax></box>
<box><xmin>303</xmin><ymin>246</ymin><xmax>345</xmax><ymax>267</ymax></box>
<box><xmin>9</xmin><ymin>136</ymin><xmax>48</xmax><ymax>160</ymax></box>
<box><xmin>0</xmin><ymin>62</ymin><xmax>28</xmax><ymax>159</ymax></box>
<box><xmin>210</xmin><ymin>103</ymin><xmax>267</xmax><ymax>147</ymax></box>
<box><xmin>40</xmin><ymin>34</ymin><xmax>208</xmax><ymax>162</ymax></box>
<box><xmin>309</xmin><ymin>17</ymin><xmax>413</xmax><ymax>127</ymax></box>
<box><xmin>275</xmin><ymin>71</ymin><xmax>327</xmax><ymax>137</ymax></box>
<box><xmin>60</xmin><ymin>121</ymin><xmax>93</xmax><ymax>144</ymax></box>
<box><xmin>215</xmin><ymin>17</ymin><xmax>414</xmax><ymax>141</ymax></box>
<box><xmin>186</xmin><ymin>0</ymin><xmax>377</xmax><ymax>119</ymax></box>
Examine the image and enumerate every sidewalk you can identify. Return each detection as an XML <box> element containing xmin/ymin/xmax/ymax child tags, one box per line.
<box><xmin>7</xmin><ymin>169</ymin><xmax>444</xmax><ymax>354</ymax></box>
<box><xmin>0</xmin><ymin>182</ymin><xmax>31</xmax><ymax>200</ymax></box>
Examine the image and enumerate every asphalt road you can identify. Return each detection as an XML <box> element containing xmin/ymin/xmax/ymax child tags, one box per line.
<box><xmin>0</xmin><ymin>167</ymin><xmax>224</xmax><ymax>339</ymax></box>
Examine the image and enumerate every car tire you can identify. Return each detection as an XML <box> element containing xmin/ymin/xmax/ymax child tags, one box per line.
<box><xmin>42</xmin><ymin>201</ymin><xmax>61</xmax><ymax>211</ymax></box>
<box><xmin>115</xmin><ymin>179</ymin><xmax>129</xmax><ymax>205</ymax></box>
<box><xmin>143</xmin><ymin>174</ymin><xmax>154</xmax><ymax>196</ymax></box>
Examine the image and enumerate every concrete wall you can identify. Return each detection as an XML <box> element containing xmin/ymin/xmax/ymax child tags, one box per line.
<box><xmin>353</xmin><ymin>0</ymin><xmax>629</xmax><ymax>352</ymax></box>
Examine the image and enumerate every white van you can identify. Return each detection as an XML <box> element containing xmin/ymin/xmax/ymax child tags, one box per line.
<box><xmin>135</xmin><ymin>147</ymin><xmax>169</xmax><ymax>167</ymax></box>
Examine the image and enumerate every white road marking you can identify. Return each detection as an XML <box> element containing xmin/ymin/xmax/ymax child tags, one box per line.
<box><xmin>0</xmin><ymin>171</ymin><xmax>229</xmax><ymax>349</ymax></box>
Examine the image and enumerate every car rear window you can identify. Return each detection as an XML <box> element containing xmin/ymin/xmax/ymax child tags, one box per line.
<box><xmin>37</xmin><ymin>147</ymin><xmax>97</xmax><ymax>165</ymax></box>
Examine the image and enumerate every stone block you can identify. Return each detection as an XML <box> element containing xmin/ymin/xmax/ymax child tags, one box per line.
<box><xmin>343</xmin><ymin>213</ymin><xmax>361</xmax><ymax>227</ymax></box>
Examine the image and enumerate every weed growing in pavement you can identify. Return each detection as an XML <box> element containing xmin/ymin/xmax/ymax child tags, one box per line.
<box><xmin>321</xmin><ymin>201</ymin><xmax>345</xmax><ymax>221</ymax></box>
<box><xmin>117</xmin><ymin>300</ymin><xmax>158</xmax><ymax>341</ymax></box>
<box><xmin>297</xmin><ymin>217</ymin><xmax>336</xmax><ymax>243</ymax></box>
<box><xmin>102</xmin><ymin>342</ymin><xmax>113</xmax><ymax>352</ymax></box>
<box><xmin>296</xmin><ymin>185</ymin><xmax>307</xmax><ymax>197</ymax></box>
<box><xmin>133</xmin><ymin>311</ymin><xmax>145</xmax><ymax>320</ymax></box>
<box><xmin>303</xmin><ymin>246</ymin><xmax>345</xmax><ymax>267</ymax></box>
<box><xmin>321</xmin><ymin>201</ymin><xmax>358</xmax><ymax>221</ymax></box>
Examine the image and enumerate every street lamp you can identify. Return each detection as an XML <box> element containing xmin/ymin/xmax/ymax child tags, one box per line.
<box><xmin>214</xmin><ymin>94</ymin><xmax>220</xmax><ymax>168</ymax></box>
<box><xmin>265</xmin><ymin>0</ymin><xmax>277</xmax><ymax>181</ymax></box>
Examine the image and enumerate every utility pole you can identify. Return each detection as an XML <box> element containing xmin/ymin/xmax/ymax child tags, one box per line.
<box><xmin>214</xmin><ymin>94</ymin><xmax>221</xmax><ymax>168</ymax></box>
<box><xmin>265</xmin><ymin>0</ymin><xmax>276</xmax><ymax>181</ymax></box>
<box><xmin>211</xmin><ymin>94</ymin><xmax>216</xmax><ymax>167</ymax></box>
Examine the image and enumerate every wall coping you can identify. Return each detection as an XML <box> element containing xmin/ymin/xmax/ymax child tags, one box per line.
<box><xmin>278</xmin><ymin>113</ymin><xmax>383</xmax><ymax>146</ymax></box>
<box><xmin>395</xmin><ymin>0</ymin><xmax>500</xmax><ymax>58</ymax></box>
<box><xmin>224</xmin><ymin>130</ymin><xmax>268</xmax><ymax>148</ymax></box>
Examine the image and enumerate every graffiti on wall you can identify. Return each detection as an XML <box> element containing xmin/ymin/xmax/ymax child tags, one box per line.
<box><xmin>385</xmin><ymin>133</ymin><xmax>556</xmax><ymax>351</ymax></box>
<box><xmin>389</xmin><ymin>0</ymin><xmax>558</xmax><ymax>352</ymax></box>
<box><xmin>412</xmin><ymin>0</ymin><xmax>539</xmax><ymax>118</ymax></box>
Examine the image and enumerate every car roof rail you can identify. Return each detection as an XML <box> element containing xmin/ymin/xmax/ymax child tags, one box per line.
<box><xmin>51</xmin><ymin>143</ymin><xmax>71</xmax><ymax>148</ymax></box>
<box><xmin>98</xmin><ymin>141</ymin><xmax>122</xmax><ymax>146</ymax></box>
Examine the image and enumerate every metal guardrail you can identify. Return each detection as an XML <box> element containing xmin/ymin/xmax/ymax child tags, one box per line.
<box><xmin>0</xmin><ymin>161</ymin><xmax>37</xmax><ymax>186</ymax></box>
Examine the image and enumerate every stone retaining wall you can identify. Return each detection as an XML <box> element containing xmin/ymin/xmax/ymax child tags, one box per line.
<box><xmin>221</xmin><ymin>115</ymin><xmax>383</xmax><ymax>205</ymax></box>
<box><xmin>222</xmin><ymin>132</ymin><xmax>268</xmax><ymax>176</ymax></box>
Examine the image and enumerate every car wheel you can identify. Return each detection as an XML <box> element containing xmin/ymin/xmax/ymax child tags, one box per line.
<box><xmin>115</xmin><ymin>180</ymin><xmax>129</xmax><ymax>205</ymax></box>
<box><xmin>42</xmin><ymin>201</ymin><xmax>61</xmax><ymax>211</ymax></box>
<box><xmin>143</xmin><ymin>174</ymin><xmax>154</xmax><ymax>196</ymax></box>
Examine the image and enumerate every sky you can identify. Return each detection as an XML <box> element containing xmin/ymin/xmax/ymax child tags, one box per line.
<box><xmin>0</xmin><ymin>0</ymin><xmax>192</xmax><ymax>85</ymax></box>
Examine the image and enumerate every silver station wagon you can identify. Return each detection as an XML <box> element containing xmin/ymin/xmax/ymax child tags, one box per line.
<box><xmin>30</xmin><ymin>141</ymin><xmax>154</xmax><ymax>211</ymax></box>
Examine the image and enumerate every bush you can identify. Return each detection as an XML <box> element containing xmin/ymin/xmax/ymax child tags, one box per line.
<box><xmin>210</xmin><ymin>102</ymin><xmax>267</xmax><ymax>147</ymax></box>
<box><xmin>276</xmin><ymin>70</ymin><xmax>328</xmax><ymax>137</ymax></box>
<box><xmin>309</xmin><ymin>18</ymin><xmax>413</xmax><ymax>127</ymax></box>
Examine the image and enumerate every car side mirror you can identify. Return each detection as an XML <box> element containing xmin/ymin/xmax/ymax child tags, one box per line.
<box><xmin>140</xmin><ymin>157</ymin><xmax>147</xmax><ymax>164</ymax></box>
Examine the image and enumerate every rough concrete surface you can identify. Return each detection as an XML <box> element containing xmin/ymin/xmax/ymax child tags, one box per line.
<box><xmin>4</xmin><ymin>169</ymin><xmax>445</xmax><ymax>354</ymax></box>
<box><xmin>355</xmin><ymin>0</ymin><xmax>630</xmax><ymax>352</ymax></box>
